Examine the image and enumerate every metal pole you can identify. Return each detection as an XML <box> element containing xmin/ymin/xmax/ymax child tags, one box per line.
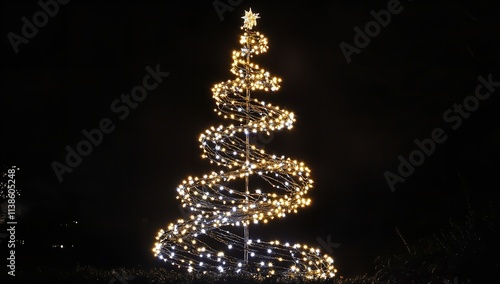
<box><xmin>243</xmin><ymin>41</ymin><xmax>251</xmax><ymax>264</ymax></box>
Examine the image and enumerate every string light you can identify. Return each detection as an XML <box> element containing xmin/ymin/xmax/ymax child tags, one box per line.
<box><xmin>153</xmin><ymin>9</ymin><xmax>336</xmax><ymax>280</ymax></box>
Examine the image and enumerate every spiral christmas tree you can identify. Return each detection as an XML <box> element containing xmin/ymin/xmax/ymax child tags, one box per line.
<box><xmin>153</xmin><ymin>9</ymin><xmax>336</xmax><ymax>279</ymax></box>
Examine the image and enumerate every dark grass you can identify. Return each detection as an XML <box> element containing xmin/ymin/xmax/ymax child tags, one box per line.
<box><xmin>10</xmin><ymin>265</ymin><xmax>372</xmax><ymax>284</ymax></box>
<box><xmin>6</xmin><ymin>197</ymin><xmax>498</xmax><ymax>284</ymax></box>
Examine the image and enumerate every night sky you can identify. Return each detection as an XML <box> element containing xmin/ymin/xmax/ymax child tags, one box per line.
<box><xmin>1</xmin><ymin>0</ymin><xmax>499</xmax><ymax>278</ymax></box>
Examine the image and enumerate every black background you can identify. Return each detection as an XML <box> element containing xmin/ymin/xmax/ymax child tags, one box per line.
<box><xmin>1</xmin><ymin>0</ymin><xmax>499</xmax><ymax>278</ymax></box>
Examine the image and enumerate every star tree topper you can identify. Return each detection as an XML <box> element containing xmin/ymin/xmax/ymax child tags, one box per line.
<box><xmin>241</xmin><ymin>8</ymin><xmax>260</xmax><ymax>29</ymax></box>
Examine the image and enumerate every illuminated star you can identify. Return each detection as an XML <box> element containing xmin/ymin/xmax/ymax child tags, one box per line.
<box><xmin>242</xmin><ymin>8</ymin><xmax>260</xmax><ymax>29</ymax></box>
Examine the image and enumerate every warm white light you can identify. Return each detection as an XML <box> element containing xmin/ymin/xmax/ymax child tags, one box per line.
<box><xmin>152</xmin><ymin>8</ymin><xmax>335</xmax><ymax>280</ymax></box>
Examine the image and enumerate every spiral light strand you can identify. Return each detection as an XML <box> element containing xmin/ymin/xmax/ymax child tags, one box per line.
<box><xmin>153</xmin><ymin>9</ymin><xmax>336</xmax><ymax>279</ymax></box>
